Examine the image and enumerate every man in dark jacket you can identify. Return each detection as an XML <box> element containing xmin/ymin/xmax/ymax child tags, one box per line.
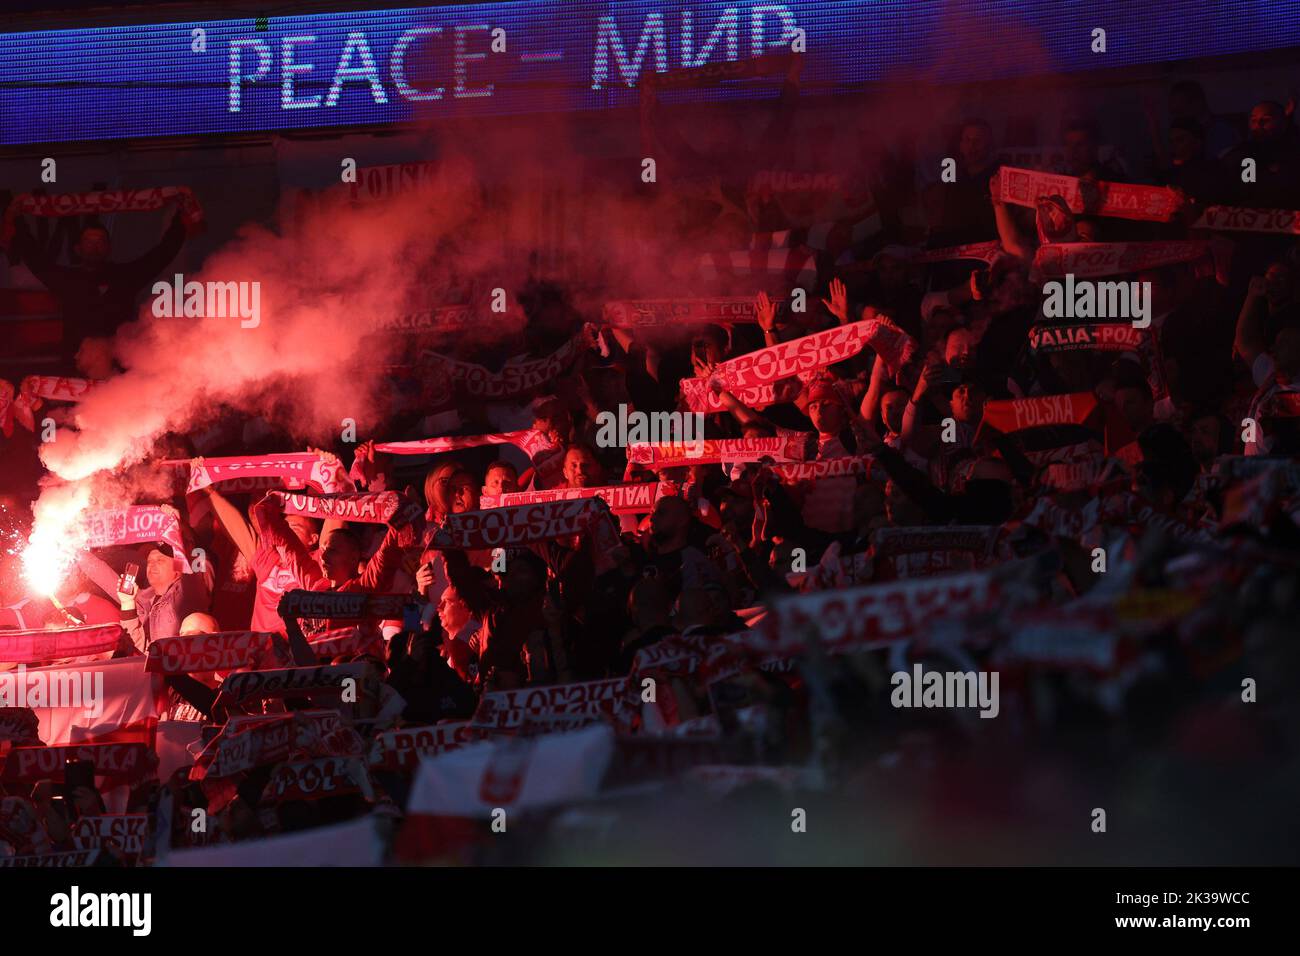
<box><xmin>12</xmin><ymin>211</ymin><xmax>187</xmax><ymax>362</ymax></box>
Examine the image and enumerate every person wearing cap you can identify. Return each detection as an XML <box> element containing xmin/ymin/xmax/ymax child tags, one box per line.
<box><xmin>116</xmin><ymin>542</ymin><xmax>210</xmax><ymax>654</ymax></box>
<box><xmin>75</xmin><ymin>538</ymin><xmax>209</xmax><ymax>654</ymax></box>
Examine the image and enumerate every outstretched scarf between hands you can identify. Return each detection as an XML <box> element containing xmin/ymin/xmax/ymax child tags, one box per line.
<box><xmin>910</xmin><ymin>240</ymin><xmax>1008</xmax><ymax>265</ymax></box>
<box><xmin>993</xmin><ymin>167</ymin><xmax>1182</xmax><ymax>222</ymax></box>
<box><xmin>680</xmin><ymin>378</ymin><xmax>804</xmax><ymax>413</ymax></box>
<box><xmin>373</xmin><ymin>429</ymin><xmax>554</xmax><ymax>459</ymax></box>
<box><xmin>768</xmin><ymin>454</ymin><xmax>880</xmax><ymax>483</ymax></box>
<box><xmin>627</xmin><ymin>434</ymin><xmax>813</xmax><ymax>468</ymax></box>
<box><xmin>1006</xmin><ymin>182</ymin><xmax>1300</xmax><ymax>237</ymax></box>
<box><xmin>186</xmin><ymin>454</ymin><xmax>354</xmax><ymax>495</ymax></box>
<box><xmin>426</xmin><ymin>496</ymin><xmax>618</xmax><ymax>550</ymax></box>
<box><xmin>0</xmin><ymin>623</ymin><xmax>123</xmax><ymax>665</ymax></box>
<box><xmin>278</xmin><ymin>590</ymin><xmax>414</xmax><ymax>623</ymax></box>
<box><xmin>757</xmin><ymin>571</ymin><xmax>999</xmax><ymax>657</ymax></box>
<box><xmin>271</xmin><ymin>489</ymin><xmax>421</xmax><ymax>527</ymax></box>
<box><xmin>144</xmin><ymin>630</ymin><xmax>288</xmax><ymax>674</ymax></box>
<box><xmin>1</xmin><ymin>186</ymin><xmax>204</xmax><ymax>249</ymax></box>
<box><xmin>1032</xmin><ymin>241</ymin><xmax>1210</xmax><ymax>278</ymax></box>
<box><xmin>706</xmin><ymin>318</ymin><xmax>901</xmax><ymax>391</ymax></box>
<box><xmin>602</xmin><ymin>298</ymin><xmax>772</xmax><ymax>328</ymax></box>
<box><xmin>480</xmin><ymin>481</ymin><xmax>671</xmax><ymax>515</ymax></box>
<box><xmin>80</xmin><ymin>505</ymin><xmax>191</xmax><ymax>571</ymax></box>
<box><xmin>0</xmin><ymin>377</ymin><xmax>96</xmax><ymax>437</ymax></box>
<box><xmin>418</xmin><ymin>333</ymin><xmax>586</xmax><ymax>399</ymax></box>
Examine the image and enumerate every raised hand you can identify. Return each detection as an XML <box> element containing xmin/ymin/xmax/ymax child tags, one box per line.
<box><xmin>755</xmin><ymin>290</ymin><xmax>779</xmax><ymax>332</ymax></box>
<box><xmin>821</xmin><ymin>278</ymin><xmax>849</xmax><ymax>323</ymax></box>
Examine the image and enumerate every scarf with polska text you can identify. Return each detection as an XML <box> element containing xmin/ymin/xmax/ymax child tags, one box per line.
<box><xmin>307</xmin><ymin>625</ymin><xmax>382</xmax><ymax>662</ymax></box>
<box><xmin>870</xmin><ymin>526</ymin><xmax>1001</xmax><ymax>559</ymax></box>
<box><xmin>993</xmin><ymin>166</ymin><xmax>1182</xmax><ymax>221</ymax></box>
<box><xmin>144</xmin><ymin>630</ymin><xmax>288</xmax><ymax>674</ymax></box>
<box><xmin>757</xmin><ymin>571</ymin><xmax>998</xmax><ymax>658</ymax></box>
<box><xmin>426</xmin><ymin>496</ymin><xmax>619</xmax><ymax>551</ymax></box>
<box><xmin>471</xmin><ymin>677</ymin><xmax>636</xmax><ymax>731</ymax></box>
<box><xmin>271</xmin><ymin>489</ymin><xmax>420</xmax><ymax>526</ymax></box>
<box><xmin>1</xmin><ymin>186</ymin><xmax>204</xmax><ymax>249</ymax></box>
<box><xmin>1032</xmin><ymin>241</ymin><xmax>1210</xmax><ymax>279</ymax></box>
<box><xmin>977</xmin><ymin>392</ymin><xmax>1099</xmax><ymax>438</ymax></box>
<box><xmin>192</xmin><ymin>709</ymin><xmax>363</xmax><ymax>780</ymax></box>
<box><xmin>1</xmin><ymin>742</ymin><xmax>152</xmax><ymax>787</ymax></box>
<box><xmin>80</xmin><ymin>505</ymin><xmax>191</xmax><ymax>572</ymax></box>
<box><xmin>186</xmin><ymin>454</ymin><xmax>354</xmax><ymax>495</ymax></box>
<box><xmin>368</xmin><ymin>722</ymin><xmax>481</xmax><ymax>771</ymax></box>
<box><xmin>699</xmin><ymin>319</ymin><xmax>892</xmax><ymax>394</ymax></box>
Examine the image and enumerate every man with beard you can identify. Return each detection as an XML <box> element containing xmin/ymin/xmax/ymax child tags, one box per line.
<box><xmin>1223</xmin><ymin>100</ymin><xmax>1300</xmax><ymax>209</ymax></box>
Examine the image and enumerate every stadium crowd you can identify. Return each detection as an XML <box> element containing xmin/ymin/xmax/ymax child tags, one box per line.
<box><xmin>1</xmin><ymin>76</ymin><xmax>1299</xmax><ymax>865</ymax></box>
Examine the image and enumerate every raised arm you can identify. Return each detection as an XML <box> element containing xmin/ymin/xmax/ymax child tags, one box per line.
<box><xmin>198</xmin><ymin>467</ymin><xmax>257</xmax><ymax>566</ymax></box>
<box><xmin>992</xmin><ymin>186</ymin><xmax>1035</xmax><ymax>263</ymax></box>
<box><xmin>1234</xmin><ymin>275</ymin><xmax>1268</xmax><ymax>367</ymax></box>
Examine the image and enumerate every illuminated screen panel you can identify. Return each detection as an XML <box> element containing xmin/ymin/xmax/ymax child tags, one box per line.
<box><xmin>1</xmin><ymin>0</ymin><xmax>1298</xmax><ymax>145</ymax></box>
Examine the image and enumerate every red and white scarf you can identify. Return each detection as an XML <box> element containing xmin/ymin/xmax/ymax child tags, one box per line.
<box><xmin>1</xmin><ymin>186</ymin><xmax>204</xmax><ymax>248</ymax></box>
<box><xmin>994</xmin><ymin>166</ymin><xmax>1181</xmax><ymax>221</ymax></box>
<box><xmin>978</xmin><ymin>392</ymin><xmax>1099</xmax><ymax>436</ymax></box>
<box><xmin>418</xmin><ymin>334</ymin><xmax>586</xmax><ymax>399</ymax></box>
<box><xmin>144</xmin><ymin>630</ymin><xmax>285</xmax><ymax>675</ymax></box>
<box><xmin>1028</xmin><ymin>323</ymin><xmax>1149</xmax><ymax>353</ymax></box>
<box><xmin>186</xmin><ymin>454</ymin><xmax>354</xmax><ymax>495</ymax></box>
<box><xmin>703</xmin><ymin>319</ymin><xmax>884</xmax><ymax>393</ymax></box>
<box><xmin>80</xmin><ymin>505</ymin><xmax>191</xmax><ymax>572</ymax></box>
<box><xmin>373</xmin><ymin>428</ymin><xmax>555</xmax><ymax>459</ymax></box>
<box><xmin>426</xmin><ymin>497</ymin><xmax>617</xmax><ymax>550</ymax></box>
<box><xmin>480</xmin><ymin>481</ymin><xmax>670</xmax><ymax>515</ymax></box>
<box><xmin>1193</xmin><ymin>205</ymin><xmax>1300</xmax><ymax>234</ymax></box>
<box><xmin>1032</xmin><ymin>241</ymin><xmax>1210</xmax><ymax>278</ymax></box>
<box><xmin>758</xmin><ymin>571</ymin><xmax>998</xmax><ymax>657</ymax></box>
<box><xmin>471</xmin><ymin>677</ymin><xmax>636</xmax><ymax>731</ymax></box>
<box><xmin>602</xmin><ymin>298</ymin><xmax>771</xmax><ymax>328</ymax></box>
<box><xmin>627</xmin><ymin>434</ymin><xmax>812</xmax><ymax>468</ymax></box>
<box><xmin>0</xmin><ymin>623</ymin><xmax>123</xmax><ymax>665</ymax></box>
